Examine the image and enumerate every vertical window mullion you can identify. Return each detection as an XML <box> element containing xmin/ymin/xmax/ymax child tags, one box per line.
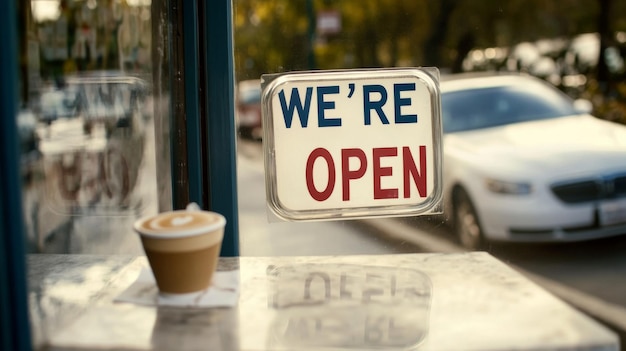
<box><xmin>169</xmin><ymin>0</ymin><xmax>191</xmax><ymax>208</ymax></box>
<box><xmin>182</xmin><ymin>0</ymin><xmax>204</xmax><ymax>208</ymax></box>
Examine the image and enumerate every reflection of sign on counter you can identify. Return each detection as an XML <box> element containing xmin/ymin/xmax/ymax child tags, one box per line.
<box><xmin>267</xmin><ymin>264</ymin><xmax>431</xmax><ymax>350</ymax></box>
<box><xmin>262</xmin><ymin>68</ymin><xmax>443</xmax><ymax>221</ymax></box>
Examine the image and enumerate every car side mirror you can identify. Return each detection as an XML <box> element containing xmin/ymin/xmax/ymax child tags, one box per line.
<box><xmin>573</xmin><ymin>99</ymin><xmax>593</xmax><ymax>114</ymax></box>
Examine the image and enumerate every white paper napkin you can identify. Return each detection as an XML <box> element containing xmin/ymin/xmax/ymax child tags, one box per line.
<box><xmin>114</xmin><ymin>268</ymin><xmax>239</xmax><ymax>308</ymax></box>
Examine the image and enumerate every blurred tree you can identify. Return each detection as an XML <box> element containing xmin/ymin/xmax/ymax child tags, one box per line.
<box><xmin>234</xmin><ymin>0</ymin><xmax>310</xmax><ymax>81</ymax></box>
<box><xmin>378</xmin><ymin>0</ymin><xmax>429</xmax><ymax>67</ymax></box>
<box><xmin>596</xmin><ymin>0</ymin><xmax>612</xmax><ymax>92</ymax></box>
<box><xmin>422</xmin><ymin>0</ymin><xmax>457</xmax><ymax>68</ymax></box>
<box><xmin>234</xmin><ymin>0</ymin><xmax>626</xmax><ymax>85</ymax></box>
<box><xmin>232</xmin><ymin>0</ymin><xmax>626</xmax><ymax>124</ymax></box>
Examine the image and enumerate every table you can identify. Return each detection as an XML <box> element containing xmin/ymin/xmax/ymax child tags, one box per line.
<box><xmin>28</xmin><ymin>252</ymin><xmax>619</xmax><ymax>350</ymax></box>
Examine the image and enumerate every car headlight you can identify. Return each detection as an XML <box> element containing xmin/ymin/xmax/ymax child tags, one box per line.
<box><xmin>485</xmin><ymin>178</ymin><xmax>532</xmax><ymax>195</ymax></box>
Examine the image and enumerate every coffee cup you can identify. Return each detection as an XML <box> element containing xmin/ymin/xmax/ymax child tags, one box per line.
<box><xmin>133</xmin><ymin>204</ymin><xmax>226</xmax><ymax>295</ymax></box>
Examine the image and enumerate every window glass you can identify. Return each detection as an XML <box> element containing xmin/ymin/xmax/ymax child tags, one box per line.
<box><xmin>232</xmin><ymin>0</ymin><xmax>626</xmax><ymax>337</ymax></box>
<box><xmin>19</xmin><ymin>0</ymin><xmax>166</xmax><ymax>254</ymax></box>
<box><xmin>12</xmin><ymin>0</ymin><xmax>626</xmax><ymax>341</ymax></box>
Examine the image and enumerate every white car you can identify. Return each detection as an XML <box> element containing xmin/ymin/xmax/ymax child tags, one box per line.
<box><xmin>441</xmin><ymin>74</ymin><xmax>626</xmax><ymax>249</ymax></box>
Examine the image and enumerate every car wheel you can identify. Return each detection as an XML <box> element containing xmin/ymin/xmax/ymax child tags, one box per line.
<box><xmin>454</xmin><ymin>189</ymin><xmax>485</xmax><ymax>250</ymax></box>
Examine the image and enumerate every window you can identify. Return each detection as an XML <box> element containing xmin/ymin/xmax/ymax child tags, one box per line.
<box><xmin>16</xmin><ymin>0</ymin><xmax>163</xmax><ymax>256</ymax></box>
<box><xmin>4</xmin><ymin>1</ymin><xmax>626</xmax><ymax>349</ymax></box>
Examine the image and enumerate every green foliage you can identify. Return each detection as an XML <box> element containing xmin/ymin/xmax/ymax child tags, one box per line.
<box><xmin>233</xmin><ymin>0</ymin><xmax>626</xmax><ymax>121</ymax></box>
<box><xmin>238</xmin><ymin>0</ymin><xmax>600</xmax><ymax>74</ymax></box>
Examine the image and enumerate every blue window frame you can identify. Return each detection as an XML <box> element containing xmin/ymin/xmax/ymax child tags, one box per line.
<box><xmin>202</xmin><ymin>0</ymin><xmax>239</xmax><ymax>257</ymax></box>
<box><xmin>1</xmin><ymin>0</ymin><xmax>32</xmax><ymax>349</ymax></box>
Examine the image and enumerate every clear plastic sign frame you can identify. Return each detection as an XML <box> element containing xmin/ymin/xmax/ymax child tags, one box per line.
<box><xmin>262</xmin><ymin>68</ymin><xmax>443</xmax><ymax>221</ymax></box>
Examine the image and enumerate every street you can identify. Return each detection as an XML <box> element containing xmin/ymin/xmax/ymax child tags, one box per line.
<box><xmin>236</xmin><ymin>139</ymin><xmax>417</xmax><ymax>256</ymax></box>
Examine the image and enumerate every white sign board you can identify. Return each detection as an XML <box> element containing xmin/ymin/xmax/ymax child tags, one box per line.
<box><xmin>262</xmin><ymin>68</ymin><xmax>443</xmax><ymax>221</ymax></box>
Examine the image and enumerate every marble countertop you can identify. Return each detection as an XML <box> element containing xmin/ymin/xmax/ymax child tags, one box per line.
<box><xmin>28</xmin><ymin>252</ymin><xmax>619</xmax><ymax>351</ymax></box>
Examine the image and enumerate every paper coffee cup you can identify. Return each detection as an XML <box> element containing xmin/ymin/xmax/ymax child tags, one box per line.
<box><xmin>133</xmin><ymin>206</ymin><xmax>226</xmax><ymax>294</ymax></box>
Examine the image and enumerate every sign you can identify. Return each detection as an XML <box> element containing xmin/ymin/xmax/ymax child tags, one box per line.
<box><xmin>317</xmin><ymin>11</ymin><xmax>341</xmax><ymax>35</ymax></box>
<box><xmin>262</xmin><ymin>68</ymin><xmax>443</xmax><ymax>221</ymax></box>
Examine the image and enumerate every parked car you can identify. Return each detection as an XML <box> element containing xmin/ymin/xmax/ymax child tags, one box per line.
<box><xmin>236</xmin><ymin>79</ymin><xmax>262</xmax><ymax>140</ymax></box>
<box><xmin>441</xmin><ymin>73</ymin><xmax>626</xmax><ymax>249</ymax></box>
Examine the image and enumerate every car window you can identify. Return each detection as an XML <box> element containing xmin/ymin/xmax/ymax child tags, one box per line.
<box><xmin>442</xmin><ymin>81</ymin><xmax>580</xmax><ymax>133</ymax></box>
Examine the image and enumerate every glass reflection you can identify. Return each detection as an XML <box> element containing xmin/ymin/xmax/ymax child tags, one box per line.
<box><xmin>21</xmin><ymin>0</ymin><xmax>160</xmax><ymax>254</ymax></box>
